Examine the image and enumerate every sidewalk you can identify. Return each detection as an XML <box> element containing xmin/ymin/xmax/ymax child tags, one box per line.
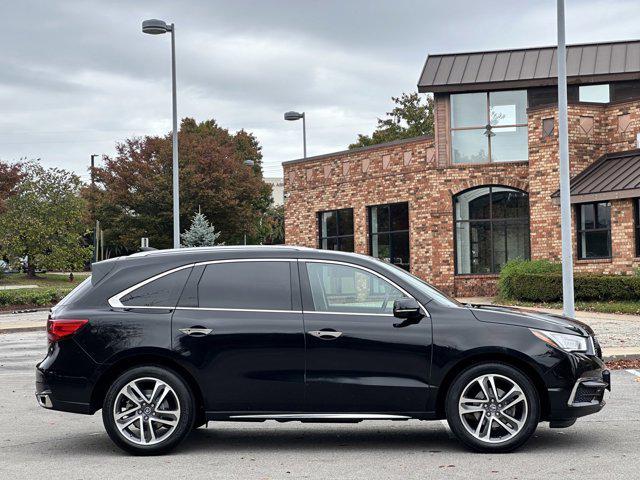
<box><xmin>1</xmin><ymin>304</ymin><xmax>639</xmax><ymax>361</ymax></box>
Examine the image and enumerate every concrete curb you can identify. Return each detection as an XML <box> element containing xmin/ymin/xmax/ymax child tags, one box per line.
<box><xmin>0</xmin><ymin>325</ymin><xmax>46</xmax><ymax>334</ymax></box>
<box><xmin>602</xmin><ymin>353</ymin><xmax>640</xmax><ymax>362</ymax></box>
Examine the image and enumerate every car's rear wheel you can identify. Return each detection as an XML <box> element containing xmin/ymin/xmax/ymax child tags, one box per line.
<box><xmin>102</xmin><ymin>365</ymin><xmax>195</xmax><ymax>455</ymax></box>
<box><xmin>445</xmin><ymin>362</ymin><xmax>540</xmax><ymax>452</ymax></box>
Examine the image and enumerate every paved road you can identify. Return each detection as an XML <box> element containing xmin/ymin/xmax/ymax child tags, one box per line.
<box><xmin>1</xmin><ymin>331</ymin><xmax>639</xmax><ymax>479</ymax></box>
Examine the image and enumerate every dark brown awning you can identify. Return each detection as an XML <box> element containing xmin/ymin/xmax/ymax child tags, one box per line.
<box><xmin>418</xmin><ymin>40</ymin><xmax>640</xmax><ymax>93</ymax></box>
<box><xmin>552</xmin><ymin>150</ymin><xmax>640</xmax><ymax>204</ymax></box>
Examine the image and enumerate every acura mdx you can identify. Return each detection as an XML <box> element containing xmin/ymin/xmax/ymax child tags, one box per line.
<box><xmin>36</xmin><ymin>246</ymin><xmax>610</xmax><ymax>454</ymax></box>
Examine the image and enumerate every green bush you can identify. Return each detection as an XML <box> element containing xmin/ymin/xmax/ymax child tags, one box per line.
<box><xmin>0</xmin><ymin>287</ymin><xmax>74</xmax><ymax>308</ymax></box>
<box><xmin>499</xmin><ymin>259</ymin><xmax>561</xmax><ymax>299</ymax></box>
<box><xmin>499</xmin><ymin>260</ymin><xmax>640</xmax><ymax>302</ymax></box>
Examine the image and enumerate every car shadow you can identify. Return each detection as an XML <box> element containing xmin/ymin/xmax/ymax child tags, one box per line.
<box><xmin>33</xmin><ymin>422</ymin><xmax>604</xmax><ymax>457</ymax></box>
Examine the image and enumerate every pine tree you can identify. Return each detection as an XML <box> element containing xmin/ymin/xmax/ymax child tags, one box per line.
<box><xmin>180</xmin><ymin>210</ymin><xmax>222</xmax><ymax>247</ymax></box>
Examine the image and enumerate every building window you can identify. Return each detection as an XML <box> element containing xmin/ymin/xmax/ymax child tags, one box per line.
<box><xmin>368</xmin><ymin>202</ymin><xmax>410</xmax><ymax>270</ymax></box>
<box><xmin>450</xmin><ymin>90</ymin><xmax>528</xmax><ymax>164</ymax></box>
<box><xmin>578</xmin><ymin>84</ymin><xmax>610</xmax><ymax>103</ymax></box>
<box><xmin>318</xmin><ymin>208</ymin><xmax>354</xmax><ymax>252</ymax></box>
<box><xmin>636</xmin><ymin>199</ymin><xmax>640</xmax><ymax>257</ymax></box>
<box><xmin>454</xmin><ymin>186</ymin><xmax>530</xmax><ymax>274</ymax></box>
<box><xmin>577</xmin><ymin>202</ymin><xmax>611</xmax><ymax>259</ymax></box>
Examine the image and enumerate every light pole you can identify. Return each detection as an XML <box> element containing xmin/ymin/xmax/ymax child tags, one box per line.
<box><xmin>243</xmin><ymin>159</ymin><xmax>255</xmax><ymax>245</ymax></box>
<box><xmin>142</xmin><ymin>18</ymin><xmax>180</xmax><ymax>249</ymax></box>
<box><xmin>90</xmin><ymin>154</ymin><xmax>100</xmax><ymax>263</ymax></box>
<box><xmin>284</xmin><ymin>111</ymin><xmax>306</xmax><ymax>158</ymax></box>
<box><xmin>556</xmin><ymin>0</ymin><xmax>575</xmax><ymax>317</ymax></box>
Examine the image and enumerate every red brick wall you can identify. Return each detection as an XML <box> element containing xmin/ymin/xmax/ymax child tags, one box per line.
<box><xmin>284</xmin><ymin>98</ymin><xmax>640</xmax><ymax>297</ymax></box>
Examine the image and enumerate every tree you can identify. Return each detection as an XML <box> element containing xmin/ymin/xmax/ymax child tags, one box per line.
<box><xmin>0</xmin><ymin>159</ymin><xmax>23</xmax><ymax>213</ymax></box>
<box><xmin>258</xmin><ymin>204</ymin><xmax>285</xmax><ymax>245</ymax></box>
<box><xmin>0</xmin><ymin>162</ymin><xmax>92</xmax><ymax>277</ymax></box>
<box><xmin>349</xmin><ymin>92</ymin><xmax>434</xmax><ymax>149</ymax></box>
<box><xmin>181</xmin><ymin>210</ymin><xmax>222</xmax><ymax>247</ymax></box>
<box><xmin>87</xmin><ymin>118</ymin><xmax>272</xmax><ymax>253</ymax></box>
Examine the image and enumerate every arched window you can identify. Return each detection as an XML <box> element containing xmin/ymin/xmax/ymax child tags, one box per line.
<box><xmin>454</xmin><ymin>186</ymin><xmax>530</xmax><ymax>274</ymax></box>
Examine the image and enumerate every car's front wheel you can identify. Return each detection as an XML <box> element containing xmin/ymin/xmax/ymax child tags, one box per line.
<box><xmin>445</xmin><ymin>362</ymin><xmax>540</xmax><ymax>452</ymax></box>
<box><xmin>102</xmin><ymin>365</ymin><xmax>195</xmax><ymax>455</ymax></box>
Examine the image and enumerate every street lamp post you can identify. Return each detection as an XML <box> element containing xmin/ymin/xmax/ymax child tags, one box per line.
<box><xmin>142</xmin><ymin>19</ymin><xmax>180</xmax><ymax>249</ymax></box>
<box><xmin>90</xmin><ymin>154</ymin><xmax>100</xmax><ymax>263</ymax></box>
<box><xmin>556</xmin><ymin>0</ymin><xmax>575</xmax><ymax>317</ymax></box>
<box><xmin>284</xmin><ymin>111</ymin><xmax>306</xmax><ymax>158</ymax></box>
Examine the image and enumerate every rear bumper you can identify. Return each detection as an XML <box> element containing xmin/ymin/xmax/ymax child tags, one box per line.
<box><xmin>35</xmin><ymin>339</ymin><xmax>99</xmax><ymax>415</ymax></box>
<box><xmin>35</xmin><ymin>367</ymin><xmax>94</xmax><ymax>414</ymax></box>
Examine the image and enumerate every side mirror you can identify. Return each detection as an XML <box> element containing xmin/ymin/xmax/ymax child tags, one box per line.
<box><xmin>393</xmin><ymin>297</ymin><xmax>422</xmax><ymax>320</ymax></box>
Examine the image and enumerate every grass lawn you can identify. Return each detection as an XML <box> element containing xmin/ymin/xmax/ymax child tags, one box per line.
<box><xmin>495</xmin><ymin>297</ymin><xmax>640</xmax><ymax>315</ymax></box>
<box><xmin>0</xmin><ymin>272</ymin><xmax>89</xmax><ymax>288</ymax></box>
<box><xmin>0</xmin><ymin>273</ymin><xmax>90</xmax><ymax>310</ymax></box>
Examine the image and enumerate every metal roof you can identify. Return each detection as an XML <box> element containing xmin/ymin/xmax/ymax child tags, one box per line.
<box><xmin>418</xmin><ymin>40</ymin><xmax>640</xmax><ymax>93</ymax></box>
<box><xmin>551</xmin><ymin>150</ymin><xmax>640</xmax><ymax>203</ymax></box>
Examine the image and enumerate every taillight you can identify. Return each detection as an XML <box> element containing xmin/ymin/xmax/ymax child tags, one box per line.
<box><xmin>47</xmin><ymin>319</ymin><xmax>88</xmax><ymax>343</ymax></box>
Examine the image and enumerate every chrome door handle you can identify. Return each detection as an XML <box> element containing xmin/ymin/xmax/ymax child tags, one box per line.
<box><xmin>308</xmin><ymin>329</ymin><xmax>342</xmax><ymax>340</ymax></box>
<box><xmin>179</xmin><ymin>327</ymin><xmax>212</xmax><ymax>337</ymax></box>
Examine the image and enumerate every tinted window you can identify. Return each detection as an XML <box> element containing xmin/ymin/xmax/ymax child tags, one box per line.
<box><xmin>58</xmin><ymin>276</ymin><xmax>92</xmax><ymax>306</ymax></box>
<box><xmin>198</xmin><ymin>261</ymin><xmax>292</xmax><ymax>310</ymax></box>
<box><xmin>318</xmin><ymin>208</ymin><xmax>354</xmax><ymax>252</ymax></box>
<box><xmin>369</xmin><ymin>202</ymin><xmax>410</xmax><ymax>270</ymax></box>
<box><xmin>455</xmin><ymin>186</ymin><xmax>530</xmax><ymax>274</ymax></box>
<box><xmin>121</xmin><ymin>267</ymin><xmax>192</xmax><ymax>307</ymax></box>
<box><xmin>306</xmin><ymin>262</ymin><xmax>406</xmax><ymax>314</ymax></box>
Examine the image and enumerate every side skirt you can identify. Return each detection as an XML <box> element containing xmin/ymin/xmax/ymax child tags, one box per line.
<box><xmin>205</xmin><ymin>412</ymin><xmax>438</xmax><ymax>422</ymax></box>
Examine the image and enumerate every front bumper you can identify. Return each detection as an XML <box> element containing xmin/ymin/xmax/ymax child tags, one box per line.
<box><xmin>546</xmin><ymin>357</ymin><xmax>610</xmax><ymax>421</ymax></box>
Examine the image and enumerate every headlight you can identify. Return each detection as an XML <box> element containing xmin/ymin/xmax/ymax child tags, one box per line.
<box><xmin>530</xmin><ymin>328</ymin><xmax>588</xmax><ymax>352</ymax></box>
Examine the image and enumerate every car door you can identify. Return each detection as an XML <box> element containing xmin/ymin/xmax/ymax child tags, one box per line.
<box><xmin>300</xmin><ymin>260</ymin><xmax>432</xmax><ymax>413</ymax></box>
<box><xmin>171</xmin><ymin>259</ymin><xmax>305</xmax><ymax>413</ymax></box>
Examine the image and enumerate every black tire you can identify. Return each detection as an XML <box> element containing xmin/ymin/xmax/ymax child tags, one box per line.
<box><xmin>102</xmin><ymin>365</ymin><xmax>195</xmax><ymax>455</ymax></box>
<box><xmin>445</xmin><ymin>362</ymin><xmax>540</xmax><ymax>453</ymax></box>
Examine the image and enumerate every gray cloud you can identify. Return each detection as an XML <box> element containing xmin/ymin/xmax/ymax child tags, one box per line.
<box><xmin>1</xmin><ymin>0</ymin><xmax>638</xmax><ymax>178</ymax></box>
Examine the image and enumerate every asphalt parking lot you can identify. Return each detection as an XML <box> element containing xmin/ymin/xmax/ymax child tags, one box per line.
<box><xmin>1</xmin><ymin>331</ymin><xmax>639</xmax><ymax>479</ymax></box>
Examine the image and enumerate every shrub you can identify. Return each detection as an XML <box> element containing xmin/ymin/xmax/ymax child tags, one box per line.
<box><xmin>498</xmin><ymin>259</ymin><xmax>561</xmax><ymax>299</ymax></box>
<box><xmin>0</xmin><ymin>287</ymin><xmax>73</xmax><ymax>308</ymax></box>
<box><xmin>499</xmin><ymin>261</ymin><xmax>640</xmax><ymax>302</ymax></box>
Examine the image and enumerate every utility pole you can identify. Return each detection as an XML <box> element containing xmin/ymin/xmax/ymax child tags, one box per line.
<box><xmin>557</xmin><ymin>0</ymin><xmax>575</xmax><ymax>317</ymax></box>
<box><xmin>91</xmin><ymin>154</ymin><xmax>99</xmax><ymax>263</ymax></box>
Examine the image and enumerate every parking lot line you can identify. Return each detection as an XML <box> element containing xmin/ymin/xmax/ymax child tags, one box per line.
<box><xmin>626</xmin><ymin>369</ymin><xmax>640</xmax><ymax>377</ymax></box>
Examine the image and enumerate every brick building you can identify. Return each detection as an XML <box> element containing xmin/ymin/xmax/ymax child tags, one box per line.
<box><xmin>283</xmin><ymin>40</ymin><xmax>640</xmax><ymax>297</ymax></box>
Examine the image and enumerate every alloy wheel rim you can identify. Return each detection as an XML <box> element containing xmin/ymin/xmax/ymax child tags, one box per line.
<box><xmin>458</xmin><ymin>373</ymin><xmax>528</xmax><ymax>444</ymax></box>
<box><xmin>113</xmin><ymin>377</ymin><xmax>181</xmax><ymax>446</ymax></box>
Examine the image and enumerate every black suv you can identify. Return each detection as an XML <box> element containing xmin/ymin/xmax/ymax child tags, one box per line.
<box><xmin>36</xmin><ymin>246</ymin><xmax>609</xmax><ymax>455</ymax></box>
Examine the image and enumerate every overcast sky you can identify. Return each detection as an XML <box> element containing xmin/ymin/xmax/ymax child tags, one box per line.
<box><xmin>2</xmin><ymin>0</ymin><xmax>639</xmax><ymax>180</ymax></box>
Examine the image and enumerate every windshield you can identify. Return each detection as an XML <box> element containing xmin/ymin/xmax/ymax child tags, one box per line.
<box><xmin>374</xmin><ymin>260</ymin><xmax>462</xmax><ymax>308</ymax></box>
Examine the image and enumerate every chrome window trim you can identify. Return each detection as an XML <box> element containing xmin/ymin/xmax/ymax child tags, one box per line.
<box><xmin>228</xmin><ymin>413</ymin><xmax>411</xmax><ymax>420</ymax></box>
<box><xmin>301</xmin><ymin>259</ymin><xmax>429</xmax><ymax>317</ymax></box>
<box><xmin>108</xmin><ymin>264</ymin><xmax>195</xmax><ymax>309</ymax></box>
<box><xmin>174</xmin><ymin>306</ymin><xmax>303</xmax><ymax>314</ymax></box>
<box><xmin>108</xmin><ymin>258</ymin><xmax>295</xmax><ymax>310</ymax></box>
<box><xmin>108</xmin><ymin>257</ymin><xmax>430</xmax><ymax>318</ymax></box>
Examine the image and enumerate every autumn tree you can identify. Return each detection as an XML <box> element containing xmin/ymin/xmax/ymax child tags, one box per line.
<box><xmin>349</xmin><ymin>92</ymin><xmax>434</xmax><ymax>149</ymax></box>
<box><xmin>0</xmin><ymin>159</ymin><xmax>23</xmax><ymax>213</ymax></box>
<box><xmin>88</xmin><ymin>118</ymin><xmax>272</xmax><ymax>252</ymax></box>
<box><xmin>0</xmin><ymin>162</ymin><xmax>92</xmax><ymax>276</ymax></box>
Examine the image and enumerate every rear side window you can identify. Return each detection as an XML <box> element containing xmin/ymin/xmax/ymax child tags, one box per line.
<box><xmin>121</xmin><ymin>267</ymin><xmax>192</xmax><ymax>307</ymax></box>
<box><xmin>198</xmin><ymin>261</ymin><xmax>292</xmax><ymax>310</ymax></box>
